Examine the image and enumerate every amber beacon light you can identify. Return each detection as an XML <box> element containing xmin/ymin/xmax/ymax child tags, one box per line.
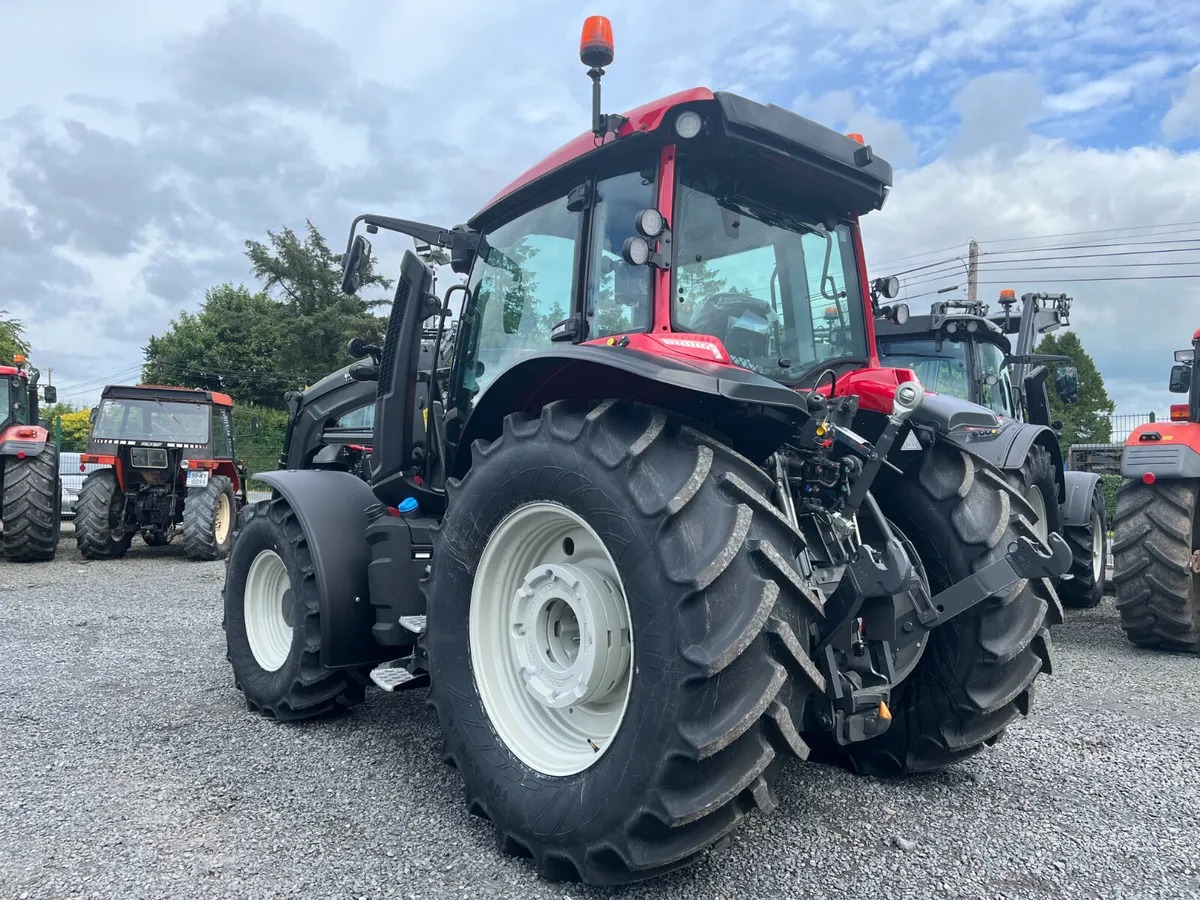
<box><xmin>579</xmin><ymin>15</ymin><xmax>614</xmax><ymax>67</ymax></box>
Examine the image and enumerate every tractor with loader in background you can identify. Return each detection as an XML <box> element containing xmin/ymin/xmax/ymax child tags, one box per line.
<box><xmin>76</xmin><ymin>384</ymin><xmax>248</xmax><ymax>560</ymax></box>
<box><xmin>0</xmin><ymin>355</ymin><xmax>61</xmax><ymax>561</ymax></box>
<box><xmin>874</xmin><ymin>290</ymin><xmax>1108</xmax><ymax>607</ymax></box>
<box><xmin>1112</xmin><ymin>329</ymin><xmax>1200</xmax><ymax>652</ymax></box>
<box><xmin>220</xmin><ymin>16</ymin><xmax>1069</xmax><ymax>886</ymax></box>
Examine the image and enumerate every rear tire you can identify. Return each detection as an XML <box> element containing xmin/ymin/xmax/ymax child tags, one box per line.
<box><xmin>833</xmin><ymin>440</ymin><xmax>1061</xmax><ymax>775</ymax></box>
<box><xmin>222</xmin><ymin>499</ymin><xmax>367</xmax><ymax>719</ymax></box>
<box><xmin>1</xmin><ymin>444</ymin><xmax>60</xmax><ymax>562</ymax></box>
<box><xmin>1111</xmin><ymin>480</ymin><xmax>1200</xmax><ymax>652</ymax></box>
<box><xmin>1059</xmin><ymin>482</ymin><xmax>1107</xmax><ymax>609</ymax></box>
<box><xmin>425</xmin><ymin>400</ymin><xmax>825</xmax><ymax>885</ymax></box>
<box><xmin>75</xmin><ymin>469</ymin><xmax>132</xmax><ymax>560</ymax></box>
<box><xmin>182</xmin><ymin>474</ymin><xmax>236</xmax><ymax>560</ymax></box>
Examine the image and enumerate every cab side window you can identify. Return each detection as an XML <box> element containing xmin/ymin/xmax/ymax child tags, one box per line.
<box><xmin>460</xmin><ymin>195</ymin><xmax>581</xmax><ymax>398</ymax></box>
<box><xmin>978</xmin><ymin>343</ymin><xmax>1014</xmax><ymax>418</ymax></box>
<box><xmin>212</xmin><ymin>407</ymin><xmax>234</xmax><ymax>458</ymax></box>
<box><xmin>586</xmin><ymin>169</ymin><xmax>655</xmax><ymax>339</ymax></box>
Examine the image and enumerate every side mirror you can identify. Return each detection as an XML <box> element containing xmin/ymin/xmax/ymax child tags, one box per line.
<box><xmin>42</xmin><ymin>385</ymin><xmax>57</xmax><ymax>404</ymax></box>
<box><xmin>1054</xmin><ymin>365</ymin><xmax>1079</xmax><ymax>403</ymax></box>
<box><xmin>89</xmin><ymin>406</ymin><xmax>99</xmax><ymax>425</ymax></box>
<box><xmin>341</xmin><ymin>234</ymin><xmax>373</xmax><ymax>296</ymax></box>
<box><xmin>1169</xmin><ymin>364</ymin><xmax>1192</xmax><ymax>394</ymax></box>
<box><xmin>1175</xmin><ymin>348</ymin><xmax>1195</xmax><ymax>363</ymax></box>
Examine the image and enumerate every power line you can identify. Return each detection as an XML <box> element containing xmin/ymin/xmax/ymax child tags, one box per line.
<box><xmin>902</xmin><ymin>272</ymin><xmax>1200</xmax><ymax>303</ymax></box>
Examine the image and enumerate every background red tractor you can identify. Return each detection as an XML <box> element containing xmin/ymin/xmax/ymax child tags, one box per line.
<box><xmin>0</xmin><ymin>355</ymin><xmax>61</xmax><ymax>562</ymax></box>
<box><xmin>76</xmin><ymin>384</ymin><xmax>247</xmax><ymax>560</ymax></box>
<box><xmin>1112</xmin><ymin>328</ymin><xmax>1200</xmax><ymax>651</ymax></box>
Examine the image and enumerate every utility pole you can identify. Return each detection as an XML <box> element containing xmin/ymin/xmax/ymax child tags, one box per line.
<box><xmin>967</xmin><ymin>239</ymin><xmax>979</xmax><ymax>301</ymax></box>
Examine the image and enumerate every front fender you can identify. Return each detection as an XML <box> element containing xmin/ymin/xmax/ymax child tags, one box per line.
<box><xmin>253</xmin><ymin>470</ymin><xmax>388</xmax><ymax>669</ymax></box>
<box><xmin>1061</xmin><ymin>470</ymin><xmax>1103</xmax><ymax>527</ymax></box>
<box><xmin>452</xmin><ymin>345</ymin><xmax>810</xmax><ymax>476</ymax></box>
<box><xmin>0</xmin><ymin>424</ymin><xmax>49</xmax><ymax>457</ymax></box>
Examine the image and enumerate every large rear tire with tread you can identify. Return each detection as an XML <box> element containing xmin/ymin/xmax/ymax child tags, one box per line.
<box><xmin>222</xmin><ymin>498</ymin><xmax>368</xmax><ymax>719</ymax></box>
<box><xmin>1005</xmin><ymin>443</ymin><xmax>1062</xmax><ymax>546</ymax></box>
<box><xmin>425</xmin><ymin>400</ymin><xmax>825</xmax><ymax>885</ymax></box>
<box><xmin>1</xmin><ymin>444</ymin><xmax>60</xmax><ymax>562</ymax></box>
<box><xmin>830</xmin><ymin>440</ymin><xmax>1062</xmax><ymax>775</ymax></box>
<box><xmin>1059</xmin><ymin>481</ymin><xmax>1108</xmax><ymax>609</ymax></box>
<box><xmin>183</xmin><ymin>474</ymin><xmax>236</xmax><ymax>561</ymax></box>
<box><xmin>1111</xmin><ymin>479</ymin><xmax>1200</xmax><ymax>652</ymax></box>
<box><xmin>75</xmin><ymin>469</ymin><xmax>132</xmax><ymax>560</ymax></box>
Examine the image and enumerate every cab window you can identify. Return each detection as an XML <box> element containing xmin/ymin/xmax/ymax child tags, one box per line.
<box><xmin>978</xmin><ymin>342</ymin><xmax>1014</xmax><ymax>417</ymax></box>
<box><xmin>586</xmin><ymin>169</ymin><xmax>655</xmax><ymax>339</ymax></box>
<box><xmin>459</xmin><ymin>194</ymin><xmax>581</xmax><ymax>399</ymax></box>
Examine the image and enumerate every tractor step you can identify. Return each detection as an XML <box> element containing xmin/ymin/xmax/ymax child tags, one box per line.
<box><xmin>399</xmin><ymin>615</ymin><xmax>426</xmax><ymax>635</ymax></box>
<box><xmin>369</xmin><ymin>660</ymin><xmax>430</xmax><ymax>692</ymax></box>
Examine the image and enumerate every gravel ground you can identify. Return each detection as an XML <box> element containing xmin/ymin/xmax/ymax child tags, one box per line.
<box><xmin>2</xmin><ymin>535</ymin><xmax>1198</xmax><ymax>900</ymax></box>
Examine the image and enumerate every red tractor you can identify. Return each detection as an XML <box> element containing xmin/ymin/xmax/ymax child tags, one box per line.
<box><xmin>221</xmin><ymin>17</ymin><xmax>1069</xmax><ymax>885</ymax></box>
<box><xmin>1112</xmin><ymin>328</ymin><xmax>1200</xmax><ymax>651</ymax></box>
<box><xmin>0</xmin><ymin>355</ymin><xmax>61</xmax><ymax>562</ymax></box>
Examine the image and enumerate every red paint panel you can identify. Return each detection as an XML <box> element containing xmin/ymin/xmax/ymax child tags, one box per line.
<box><xmin>480</xmin><ymin>88</ymin><xmax>714</xmax><ymax>214</ymax></box>
<box><xmin>1126</xmin><ymin>421</ymin><xmax>1200</xmax><ymax>452</ymax></box>
<box><xmin>582</xmin><ymin>331</ymin><xmax>736</xmax><ymax>367</ymax></box>
<box><xmin>0</xmin><ymin>424</ymin><xmax>48</xmax><ymax>445</ymax></box>
<box><xmin>806</xmin><ymin>366</ymin><xmax>921</xmax><ymax>415</ymax></box>
<box><xmin>652</xmin><ymin>144</ymin><xmax>677</xmax><ymax>333</ymax></box>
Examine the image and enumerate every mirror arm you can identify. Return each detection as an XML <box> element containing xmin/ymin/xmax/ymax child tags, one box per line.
<box><xmin>351</xmin><ymin>214</ymin><xmax>481</xmax><ymax>254</ymax></box>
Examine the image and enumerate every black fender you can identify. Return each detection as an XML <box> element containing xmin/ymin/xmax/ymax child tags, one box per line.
<box><xmin>450</xmin><ymin>345</ymin><xmax>811</xmax><ymax>477</ymax></box>
<box><xmin>254</xmin><ymin>470</ymin><xmax>389</xmax><ymax>669</ymax></box>
<box><xmin>941</xmin><ymin>418</ymin><xmax>1065</xmax><ymax>503</ymax></box>
<box><xmin>1061</xmin><ymin>469</ymin><xmax>1103</xmax><ymax>527</ymax></box>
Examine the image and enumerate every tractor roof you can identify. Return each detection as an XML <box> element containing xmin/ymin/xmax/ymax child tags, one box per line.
<box><xmin>0</xmin><ymin>365</ymin><xmax>18</xmax><ymax>376</ymax></box>
<box><xmin>876</xmin><ymin>311</ymin><xmax>1010</xmax><ymax>351</ymax></box>
<box><xmin>470</xmin><ymin>88</ymin><xmax>894</xmax><ymax>228</ymax></box>
<box><xmin>101</xmin><ymin>384</ymin><xmax>234</xmax><ymax>407</ymax></box>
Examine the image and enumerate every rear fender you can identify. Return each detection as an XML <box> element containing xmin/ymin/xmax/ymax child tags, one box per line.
<box><xmin>1121</xmin><ymin>423</ymin><xmax>1200</xmax><ymax>478</ymax></box>
<box><xmin>254</xmin><ymin>470</ymin><xmax>390</xmax><ymax>669</ymax></box>
<box><xmin>0</xmin><ymin>424</ymin><xmax>49</xmax><ymax>458</ymax></box>
<box><xmin>451</xmin><ymin>345</ymin><xmax>810</xmax><ymax>477</ymax></box>
<box><xmin>1061</xmin><ymin>470</ymin><xmax>1102</xmax><ymax>527</ymax></box>
<box><xmin>935</xmin><ymin>415</ymin><xmax>1065</xmax><ymax>503</ymax></box>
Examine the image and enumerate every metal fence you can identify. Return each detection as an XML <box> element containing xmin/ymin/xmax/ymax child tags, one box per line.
<box><xmin>1107</xmin><ymin>412</ymin><xmax>1162</xmax><ymax>444</ymax></box>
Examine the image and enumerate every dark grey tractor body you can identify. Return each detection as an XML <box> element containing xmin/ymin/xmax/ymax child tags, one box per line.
<box><xmin>876</xmin><ymin>293</ymin><xmax>1107</xmax><ymax>607</ymax></box>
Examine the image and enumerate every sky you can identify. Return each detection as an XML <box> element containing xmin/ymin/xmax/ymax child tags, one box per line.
<box><xmin>3</xmin><ymin>0</ymin><xmax>1200</xmax><ymax>416</ymax></box>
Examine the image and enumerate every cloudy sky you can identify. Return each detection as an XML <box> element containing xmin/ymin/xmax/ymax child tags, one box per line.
<box><xmin>3</xmin><ymin>0</ymin><xmax>1199</xmax><ymax>415</ymax></box>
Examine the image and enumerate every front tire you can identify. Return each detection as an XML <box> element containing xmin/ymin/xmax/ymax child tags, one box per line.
<box><xmin>425</xmin><ymin>400</ymin><xmax>825</xmax><ymax>885</ymax></box>
<box><xmin>1111</xmin><ymin>480</ymin><xmax>1200</xmax><ymax>652</ymax></box>
<box><xmin>222</xmin><ymin>499</ymin><xmax>368</xmax><ymax>718</ymax></box>
<box><xmin>1</xmin><ymin>444</ymin><xmax>60</xmax><ymax>562</ymax></box>
<box><xmin>836</xmin><ymin>440</ymin><xmax>1061</xmax><ymax>775</ymax></box>
<box><xmin>1006</xmin><ymin>443</ymin><xmax>1063</xmax><ymax>547</ymax></box>
<box><xmin>1059</xmin><ymin>482</ymin><xmax>1108</xmax><ymax>609</ymax></box>
<box><xmin>75</xmin><ymin>469</ymin><xmax>132</xmax><ymax>560</ymax></box>
<box><xmin>182</xmin><ymin>474</ymin><xmax>236</xmax><ymax>560</ymax></box>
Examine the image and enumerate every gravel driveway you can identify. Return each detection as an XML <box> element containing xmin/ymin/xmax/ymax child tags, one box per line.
<box><xmin>2</xmin><ymin>537</ymin><xmax>1197</xmax><ymax>900</ymax></box>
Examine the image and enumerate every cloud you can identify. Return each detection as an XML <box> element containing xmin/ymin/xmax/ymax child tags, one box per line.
<box><xmin>948</xmin><ymin>72</ymin><xmax>1045</xmax><ymax>159</ymax></box>
<box><xmin>1163</xmin><ymin>65</ymin><xmax>1200</xmax><ymax>141</ymax></box>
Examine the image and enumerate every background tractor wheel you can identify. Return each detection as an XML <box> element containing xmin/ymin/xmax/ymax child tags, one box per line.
<box><xmin>832</xmin><ymin>440</ymin><xmax>1062</xmax><ymax>775</ymax></box>
<box><xmin>75</xmin><ymin>469</ymin><xmax>132</xmax><ymax>560</ymax></box>
<box><xmin>183</xmin><ymin>474</ymin><xmax>236</xmax><ymax>560</ymax></box>
<box><xmin>1006</xmin><ymin>443</ymin><xmax>1062</xmax><ymax>547</ymax></box>
<box><xmin>222</xmin><ymin>499</ymin><xmax>367</xmax><ymax>719</ymax></box>
<box><xmin>1111</xmin><ymin>480</ymin><xmax>1200</xmax><ymax>652</ymax></box>
<box><xmin>1059</xmin><ymin>481</ymin><xmax>1108</xmax><ymax>609</ymax></box>
<box><xmin>425</xmin><ymin>400</ymin><xmax>825</xmax><ymax>885</ymax></box>
<box><xmin>1</xmin><ymin>444</ymin><xmax>60</xmax><ymax>562</ymax></box>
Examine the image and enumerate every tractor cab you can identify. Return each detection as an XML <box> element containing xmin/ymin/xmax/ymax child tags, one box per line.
<box><xmin>1167</xmin><ymin>328</ymin><xmax>1200</xmax><ymax>423</ymax></box>
<box><xmin>1</xmin><ymin>355</ymin><xmax>57</xmax><ymax>432</ymax></box>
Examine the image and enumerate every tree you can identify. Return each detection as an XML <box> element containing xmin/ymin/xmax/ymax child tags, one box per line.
<box><xmin>0</xmin><ymin>309</ymin><xmax>31</xmax><ymax>365</ymax></box>
<box><xmin>143</xmin><ymin>285</ymin><xmax>291</xmax><ymax>408</ymax></box>
<box><xmin>245</xmin><ymin>220</ymin><xmax>393</xmax><ymax>382</ymax></box>
<box><xmin>144</xmin><ymin>220</ymin><xmax>395</xmax><ymax>409</ymax></box>
<box><xmin>1036</xmin><ymin>330</ymin><xmax>1115</xmax><ymax>445</ymax></box>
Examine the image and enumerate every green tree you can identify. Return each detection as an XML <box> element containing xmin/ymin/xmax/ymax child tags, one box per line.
<box><xmin>56</xmin><ymin>409</ymin><xmax>93</xmax><ymax>451</ymax></box>
<box><xmin>0</xmin><ymin>309</ymin><xmax>32</xmax><ymax>365</ymax></box>
<box><xmin>246</xmin><ymin>220</ymin><xmax>393</xmax><ymax>382</ymax></box>
<box><xmin>1036</xmin><ymin>330</ymin><xmax>1115</xmax><ymax>445</ymax></box>
<box><xmin>144</xmin><ymin>221</ymin><xmax>395</xmax><ymax>409</ymax></box>
<box><xmin>143</xmin><ymin>285</ymin><xmax>291</xmax><ymax>407</ymax></box>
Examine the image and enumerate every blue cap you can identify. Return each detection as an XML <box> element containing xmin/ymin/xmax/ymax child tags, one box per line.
<box><xmin>398</xmin><ymin>497</ymin><xmax>419</xmax><ymax>513</ymax></box>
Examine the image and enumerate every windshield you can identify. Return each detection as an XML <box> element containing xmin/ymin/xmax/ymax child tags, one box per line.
<box><xmin>878</xmin><ymin>339</ymin><xmax>969</xmax><ymax>398</ymax></box>
<box><xmin>94</xmin><ymin>398</ymin><xmax>211</xmax><ymax>443</ymax></box>
<box><xmin>672</xmin><ymin>170</ymin><xmax>868</xmax><ymax>380</ymax></box>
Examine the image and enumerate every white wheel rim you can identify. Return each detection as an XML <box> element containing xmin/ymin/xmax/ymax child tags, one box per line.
<box><xmin>1028</xmin><ymin>485</ymin><xmax>1049</xmax><ymax>545</ymax></box>
<box><xmin>215</xmin><ymin>494</ymin><xmax>231</xmax><ymax>544</ymax></box>
<box><xmin>469</xmin><ymin>502</ymin><xmax>633</xmax><ymax>777</ymax></box>
<box><xmin>244</xmin><ymin>549</ymin><xmax>293</xmax><ymax>672</ymax></box>
<box><xmin>1091</xmin><ymin>512</ymin><xmax>1103</xmax><ymax>581</ymax></box>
